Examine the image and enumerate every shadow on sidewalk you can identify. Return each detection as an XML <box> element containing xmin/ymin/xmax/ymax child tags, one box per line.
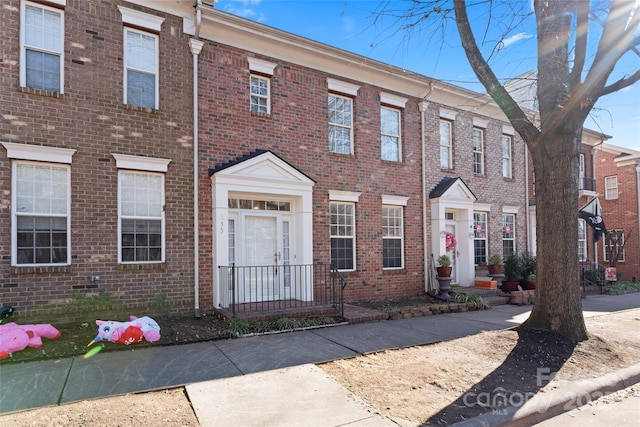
<box><xmin>422</xmin><ymin>328</ymin><xmax>577</xmax><ymax>425</ymax></box>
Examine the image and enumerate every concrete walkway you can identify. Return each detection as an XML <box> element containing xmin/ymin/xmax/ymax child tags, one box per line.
<box><xmin>1</xmin><ymin>293</ymin><xmax>639</xmax><ymax>424</ymax></box>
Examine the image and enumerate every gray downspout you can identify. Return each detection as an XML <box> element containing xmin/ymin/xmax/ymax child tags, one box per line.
<box><xmin>190</xmin><ymin>37</ymin><xmax>205</xmax><ymax>317</ymax></box>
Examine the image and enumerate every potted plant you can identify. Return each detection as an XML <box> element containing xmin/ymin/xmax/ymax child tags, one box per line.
<box><xmin>502</xmin><ymin>253</ymin><xmax>522</xmax><ymax>292</ymax></box>
<box><xmin>436</xmin><ymin>254</ymin><xmax>452</xmax><ymax>278</ymax></box>
<box><xmin>487</xmin><ymin>253</ymin><xmax>503</xmax><ymax>275</ymax></box>
<box><xmin>523</xmin><ymin>273</ymin><xmax>536</xmax><ymax>290</ymax></box>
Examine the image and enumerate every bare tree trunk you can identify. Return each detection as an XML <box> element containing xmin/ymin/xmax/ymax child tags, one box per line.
<box><xmin>520</xmin><ymin>128</ymin><xmax>588</xmax><ymax>342</ymax></box>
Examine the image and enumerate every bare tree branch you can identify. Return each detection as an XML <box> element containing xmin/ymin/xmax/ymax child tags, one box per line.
<box><xmin>570</xmin><ymin>0</ymin><xmax>590</xmax><ymax>87</ymax></box>
<box><xmin>451</xmin><ymin>0</ymin><xmax>539</xmax><ymax>142</ymax></box>
<box><xmin>599</xmin><ymin>69</ymin><xmax>640</xmax><ymax>96</ymax></box>
<box><xmin>578</xmin><ymin>0</ymin><xmax>639</xmax><ymax>112</ymax></box>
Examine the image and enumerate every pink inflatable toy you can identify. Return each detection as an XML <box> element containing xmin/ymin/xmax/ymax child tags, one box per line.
<box><xmin>0</xmin><ymin>322</ymin><xmax>61</xmax><ymax>360</ymax></box>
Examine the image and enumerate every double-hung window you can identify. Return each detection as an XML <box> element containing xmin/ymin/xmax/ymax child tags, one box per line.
<box><xmin>248</xmin><ymin>57</ymin><xmax>276</xmax><ymax>115</ymax></box>
<box><xmin>21</xmin><ymin>1</ymin><xmax>64</xmax><ymax>92</ymax></box>
<box><xmin>473</xmin><ymin>128</ymin><xmax>484</xmax><ymax>175</ymax></box>
<box><xmin>473</xmin><ymin>212</ymin><xmax>488</xmax><ymax>265</ymax></box>
<box><xmin>502</xmin><ymin>135</ymin><xmax>513</xmax><ymax>179</ymax></box>
<box><xmin>330</xmin><ymin>202</ymin><xmax>355</xmax><ymax>271</ymax></box>
<box><xmin>603</xmin><ymin>230</ymin><xmax>625</xmax><ymax>262</ymax></box>
<box><xmin>250</xmin><ymin>75</ymin><xmax>270</xmax><ymax>114</ymax></box>
<box><xmin>114</xmin><ymin>154</ymin><xmax>170</xmax><ymax>264</ymax></box>
<box><xmin>382</xmin><ymin>196</ymin><xmax>408</xmax><ymax>269</ymax></box>
<box><xmin>439</xmin><ymin>120</ymin><xmax>453</xmax><ymax>169</ymax></box>
<box><xmin>119</xmin><ymin>7</ymin><xmax>164</xmax><ymax>110</ymax></box>
<box><xmin>381</xmin><ymin>107</ymin><xmax>401</xmax><ymax>162</ymax></box>
<box><xmin>3</xmin><ymin>142</ymin><xmax>76</xmax><ymax>266</ymax></box>
<box><xmin>328</xmin><ymin>94</ymin><xmax>353</xmax><ymax>154</ymax></box>
<box><xmin>604</xmin><ymin>176</ymin><xmax>618</xmax><ymax>200</ymax></box>
<box><xmin>124</xmin><ymin>29</ymin><xmax>158</xmax><ymax>109</ymax></box>
<box><xmin>502</xmin><ymin>214</ymin><xmax>516</xmax><ymax>258</ymax></box>
<box><xmin>578</xmin><ymin>218</ymin><xmax>587</xmax><ymax>261</ymax></box>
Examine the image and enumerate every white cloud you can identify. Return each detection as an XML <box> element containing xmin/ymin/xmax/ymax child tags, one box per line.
<box><xmin>502</xmin><ymin>32</ymin><xmax>533</xmax><ymax>48</ymax></box>
<box><xmin>220</xmin><ymin>0</ymin><xmax>265</xmax><ymax>22</ymax></box>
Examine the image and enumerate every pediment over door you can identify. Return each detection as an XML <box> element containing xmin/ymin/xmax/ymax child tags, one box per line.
<box><xmin>429</xmin><ymin>177</ymin><xmax>477</xmax><ymax>202</ymax></box>
<box><xmin>209</xmin><ymin>149</ymin><xmax>315</xmax><ymax>187</ymax></box>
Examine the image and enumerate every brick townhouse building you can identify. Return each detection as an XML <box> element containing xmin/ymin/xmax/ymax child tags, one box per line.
<box><xmin>595</xmin><ymin>144</ymin><xmax>640</xmax><ymax>281</ymax></box>
<box><xmin>1</xmin><ymin>0</ymin><xmax>527</xmax><ymax>320</ymax></box>
<box><xmin>1</xmin><ymin>0</ymin><xmax>197</xmax><ymax>319</ymax></box>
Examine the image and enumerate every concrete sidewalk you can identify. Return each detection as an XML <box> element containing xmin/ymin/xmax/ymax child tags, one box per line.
<box><xmin>1</xmin><ymin>293</ymin><xmax>639</xmax><ymax>423</ymax></box>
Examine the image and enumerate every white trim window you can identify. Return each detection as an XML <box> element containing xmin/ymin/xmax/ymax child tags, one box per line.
<box><xmin>113</xmin><ymin>153</ymin><xmax>170</xmax><ymax>264</ymax></box>
<box><xmin>502</xmin><ymin>214</ymin><xmax>516</xmax><ymax>258</ymax></box>
<box><xmin>382</xmin><ymin>205</ymin><xmax>404</xmax><ymax>269</ymax></box>
<box><xmin>578</xmin><ymin>218</ymin><xmax>587</xmax><ymax>261</ymax></box>
<box><xmin>604</xmin><ymin>176</ymin><xmax>618</xmax><ymax>200</ymax></box>
<box><xmin>13</xmin><ymin>162</ymin><xmax>70</xmax><ymax>265</ymax></box>
<box><xmin>502</xmin><ymin>135</ymin><xmax>513</xmax><ymax>179</ymax></box>
<box><xmin>439</xmin><ymin>119</ymin><xmax>453</xmax><ymax>169</ymax></box>
<box><xmin>124</xmin><ymin>28</ymin><xmax>159</xmax><ymax>109</ymax></box>
<box><xmin>250</xmin><ymin>74</ymin><xmax>270</xmax><ymax>114</ymax></box>
<box><xmin>330</xmin><ymin>202</ymin><xmax>355</xmax><ymax>271</ymax></box>
<box><xmin>3</xmin><ymin>142</ymin><xmax>75</xmax><ymax>267</ymax></box>
<box><xmin>603</xmin><ymin>230</ymin><xmax>625</xmax><ymax>263</ymax></box>
<box><xmin>118</xmin><ymin>171</ymin><xmax>165</xmax><ymax>263</ymax></box>
<box><xmin>473</xmin><ymin>128</ymin><xmax>484</xmax><ymax>175</ymax></box>
<box><xmin>473</xmin><ymin>212</ymin><xmax>488</xmax><ymax>265</ymax></box>
<box><xmin>381</xmin><ymin>106</ymin><xmax>401</xmax><ymax>162</ymax></box>
<box><xmin>328</xmin><ymin>94</ymin><xmax>353</xmax><ymax>155</ymax></box>
<box><xmin>20</xmin><ymin>1</ymin><xmax>64</xmax><ymax>92</ymax></box>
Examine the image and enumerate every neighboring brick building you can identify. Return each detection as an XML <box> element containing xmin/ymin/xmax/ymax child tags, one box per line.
<box><xmin>1</xmin><ymin>0</ymin><xmax>197</xmax><ymax>320</ymax></box>
<box><xmin>595</xmin><ymin>144</ymin><xmax>640</xmax><ymax>281</ymax></box>
<box><xmin>526</xmin><ymin>129</ymin><xmax>609</xmax><ymax>260</ymax></box>
<box><xmin>1</xmin><ymin>0</ymin><xmax>527</xmax><ymax>320</ymax></box>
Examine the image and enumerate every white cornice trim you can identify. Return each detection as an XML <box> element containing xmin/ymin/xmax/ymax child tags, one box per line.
<box><xmin>248</xmin><ymin>57</ymin><xmax>277</xmax><ymax>75</ymax></box>
<box><xmin>112</xmin><ymin>153</ymin><xmax>171</xmax><ymax>172</ymax></box>
<box><xmin>118</xmin><ymin>6</ymin><xmax>165</xmax><ymax>31</ymax></box>
<box><xmin>327</xmin><ymin>78</ymin><xmax>360</xmax><ymax>96</ymax></box>
<box><xmin>329</xmin><ymin>190</ymin><xmax>361</xmax><ymax>202</ymax></box>
<box><xmin>1</xmin><ymin>142</ymin><xmax>76</xmax><ymax>163</ymax></box>
<box><xmin>380</xmin><ymin>92</ymin><xmax>408</xmax><ymax>108</ymax></box>
<box><xmin>439</xmin><ymin>108</ymin><xmax>457</xmax><ymax>120</ymax></box>
<box><xmin>382</xmin><ymin>195</ymin><xmax>409</xmax><ymax>206</ymax></box>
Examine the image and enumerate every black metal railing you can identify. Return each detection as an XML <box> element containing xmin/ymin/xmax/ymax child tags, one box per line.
<box><xmin>218</xmin><ymin>263</ymin><xmax>346</xmax><ymax>317</ymax></box>
<box><xmin>581</xmin><ymin>259</ymin><xmax>606</xmax><ymax>293</ymax></box>
<box><xmin>578</xmin><ymin>177</ymin><xmax>596</xmax><ymax>192</ymax></box>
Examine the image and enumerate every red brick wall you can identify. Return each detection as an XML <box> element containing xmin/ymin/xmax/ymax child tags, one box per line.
<box><xmin>0</xmin><ymin>0</ymin><xmax>196</xmax><ymax>321</ymax></box>
<box><xmin>197</xmin><ymin>44</ymin><xmax>428</xmax><ymax>302</ymax></box>
<box><xmin>424</xmin><ymin>107</ymin><xmax>528</xmax><ymax>259</ymax></box>
<box><xmin>197</xmin><ymin>43</ymin><xmax>527</xmax><ymax>303</ymax></box>
<box><xmin>595</xmin><ymin>149</ymin><xmax>640</xmax><ymax>280</ymax></box>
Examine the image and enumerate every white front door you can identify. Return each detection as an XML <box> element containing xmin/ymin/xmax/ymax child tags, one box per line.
<box><xmin>243</xmin><ymin>214</ymin><xmax>280</xmax><ymax>302</ymax></box>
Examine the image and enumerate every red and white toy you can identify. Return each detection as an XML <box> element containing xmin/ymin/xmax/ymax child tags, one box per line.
<box><xmin>90</xmin><ymin>315</ymin><xmax>160</xmax><ymax>346</ymax></box>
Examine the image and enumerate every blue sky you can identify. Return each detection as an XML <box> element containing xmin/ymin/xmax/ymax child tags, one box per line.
<box><xmin>215</xmin><ymin>0</ymin><xmax>640</xmax><ymax>151</ymax></box>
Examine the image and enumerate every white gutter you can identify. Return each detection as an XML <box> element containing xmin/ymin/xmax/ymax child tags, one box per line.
<box><xmin>420</xmin><ymin>101</ymin><xmax>429</xmax><ymax>292</ymax></box>
<box><xmin>190</xmin><ymin>35</ymin><xmax>205</xmax><ymax>317</ymax></box>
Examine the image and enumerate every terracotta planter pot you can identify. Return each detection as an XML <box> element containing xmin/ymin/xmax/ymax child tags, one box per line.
<box><xmin>523</xmin><ymin>282</ymin><xmax>536</xmax><ymax>290</ymax></box>
<box><xmin>501</xmin><ymin>281</ymin><xmax>521</xmax><ymax>292</ymax></box>
<box><xmin>487</xmin><ymin>264</ymin><xmax>503</xmax><ymax>275</ymax></box>
<box><xmin>436</xmin><ymin>266</ymin><xmax>452</xmax><ymax>277</ymax></box>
